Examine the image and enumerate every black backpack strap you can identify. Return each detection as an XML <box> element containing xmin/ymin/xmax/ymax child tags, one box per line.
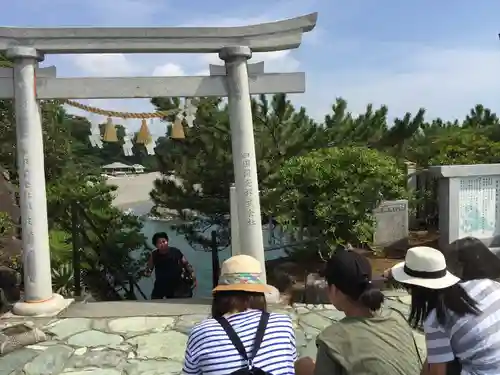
<box><xmin>250</xmin><ymin>311</ymin><xmax>269</xmax><ymax>359</ymax></box>
<box><xmin>216</xmin><ymin>316</ymin><xmax>249</xmax><ymax>362</ymax></box>
<box><xmin>216</xmin><ymin>311</ymin><xmax>270</xmax><ymax>367</ymax></box>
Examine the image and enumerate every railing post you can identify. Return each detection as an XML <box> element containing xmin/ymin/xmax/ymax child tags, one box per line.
<box><xmin>71</xmin><ymin>202</ymin><xmax>82</xmax><ymax>297</ymax></box>
<box><xmin>211</xmin><ymin>230</ymin><xmax>220</xmax><ymax>289</ymax></box>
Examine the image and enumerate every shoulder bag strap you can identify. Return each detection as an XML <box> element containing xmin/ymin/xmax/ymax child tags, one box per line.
<box><xmin>250</xmin><ymin>311</ymin><xmax>269</xmax><ymax>360</ymax></box>
<box><xmin>216</xmin><ymin>316</ymin><xmax>249</xmax><ymax>362</ymax></box>
<box><xmin>388</xmin><ymin>307</ymin><xmax>424</xmax><ymax>366</ymax></box>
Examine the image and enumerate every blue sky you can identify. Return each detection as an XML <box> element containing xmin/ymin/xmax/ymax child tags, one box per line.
<box><xmin>2</xmin><ymin>0</ymin><xmax>500</xmax><ymax>134</ymax></box>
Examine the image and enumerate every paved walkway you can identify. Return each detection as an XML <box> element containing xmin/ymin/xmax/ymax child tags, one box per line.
<box><xmin>0</xmin><ymin>292</ymin><xmax>424</xmax><ymax>375</ymax></box>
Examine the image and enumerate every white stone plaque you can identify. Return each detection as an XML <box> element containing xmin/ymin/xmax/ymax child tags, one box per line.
<box><xmin>458</xmin><ymin>177</ymin><xmax>499</xmax><ymax>238</ymax></box>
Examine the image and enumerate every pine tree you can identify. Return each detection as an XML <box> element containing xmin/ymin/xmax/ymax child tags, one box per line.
<box><xmin>150</xmin><ymin>94</ymin><xmax>319</xmax><ymax>250</ymax></box>
<box><xmin>150</xmin><ymin>97</ymin><xmax>232</xmax><ymax>250</ymax></box>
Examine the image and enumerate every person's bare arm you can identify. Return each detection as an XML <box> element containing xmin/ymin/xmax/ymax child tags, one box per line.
<box><xmin>296</xmin><ymin>341</ymin><xmax>344</xmax><ymax>375</ymax></box>
<box><xmin>421</xmin><ymin>360</ymin><xmax>447</xmax><ymax>375</ymax></box>
<box><xmin>182</xmin><ymin>256</ymin><xmax>197</xmax><ymax>287</ymax></box>
<box><xmin>144</xmin><ymin>254</ymin><xmax>153</xmax><ymax>277</ymax></box>
<box><xmin>382</xmin><ymin>267</ymin><xmax>393</xmax><ymax>279</ymax></box>
<box><xmin>295</xmin><ymin>357</ymin><xmax>315</xmax><ymax>375</ymax></box>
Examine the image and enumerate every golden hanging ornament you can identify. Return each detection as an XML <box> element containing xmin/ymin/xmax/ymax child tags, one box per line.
<box><xmin>171</xmin><ymin>116</ymin><xmax>185</xmax><ymax>139</ymax></box>
<box><xmin>136</xmin><ymin>119</ymin><xmax>152</xmax><ymax>144</ymax></box>
<box><xmin>103</xmin><ymin>117</ymin><xmax>118</xmax><ymax>142</ymax></box>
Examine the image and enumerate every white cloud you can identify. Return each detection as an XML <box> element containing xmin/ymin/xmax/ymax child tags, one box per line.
<box><xmin>152</xmin><ymin>63</ymin><xmax>185</xmax><ymax>77</ymax></box>
<box><xmin>68</xmin><ymin>54</ymin><xmax>139</xmax><ymax>77</ymax></box>
<box><xmin>302</xmin><ymin>45</ymin><xmax>500</xmax><ymax>122</ymax></box>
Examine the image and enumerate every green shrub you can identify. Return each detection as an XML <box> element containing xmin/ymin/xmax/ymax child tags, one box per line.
<box><xmin>274</xmin><ymin>146</ymin><xmax>408</xmax><ymax>258</ymax></box>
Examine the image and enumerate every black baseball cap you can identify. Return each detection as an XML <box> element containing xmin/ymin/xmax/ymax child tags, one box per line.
<box><xmin>325</xmin><ymin>248</ymin><xmax>372</xmax><ymax>300</ymax></box>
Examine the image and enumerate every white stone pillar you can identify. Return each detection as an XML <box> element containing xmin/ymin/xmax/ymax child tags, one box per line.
<box><xmin>220</xmin><ymin>46</ymin><xmax>266</xmax><ymax>282</ymax></box>
<box><xmin>230</xmin><ymin>183</ymin><xmax>241</xmax><ymax>256</ymax></box>
<box><xmin>7</xmin><ymin>46</ymin><xmax>68</xmax><ymax>316</ymax></box>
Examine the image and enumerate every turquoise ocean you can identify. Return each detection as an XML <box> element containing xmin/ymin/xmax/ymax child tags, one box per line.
<box><xmin>128</xmin><ymin>202</ymin><xmax>285</xmax><ymax>299</ymax></box>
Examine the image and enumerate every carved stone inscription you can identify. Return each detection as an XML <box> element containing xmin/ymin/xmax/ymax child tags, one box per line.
<box><xmin>241</xmin><ymin>153</ymin><xmax>257</xmax><ymax>226</ymax></box>
<box><xmin>373</xmin><ymin>200</ymin><xmax>409</xmax><ymax>248</ymax></box>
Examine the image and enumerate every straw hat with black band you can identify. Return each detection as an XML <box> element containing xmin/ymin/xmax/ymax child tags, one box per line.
<box><xmin>213</xmin><ymin>255</ymin><xmax>272</xmax><ymax>294</ymax></box>
<box><xmin>391</xmin><ymin>246</ymin><xmax>460</xmax><ymax>289</ymax></box>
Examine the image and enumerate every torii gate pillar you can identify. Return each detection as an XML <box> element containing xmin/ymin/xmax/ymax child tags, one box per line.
<box><xmin>219</xmin><ymin>46</ymin><xmax>266</xmax><ymax>282</ymax></box>
<box><xmin>7</xmin><ymin>46</ymin><xmax>68</xmax><ymax>316</ymax></box>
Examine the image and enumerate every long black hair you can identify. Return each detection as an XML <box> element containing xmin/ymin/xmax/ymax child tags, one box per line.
<box><xmin>443</xmin><ymin>237</ymin><xmax>500</xmax><ymax>281</ymax></box>
<box><xmin>408</xmin><ymin>283</ymin><xmax>481</xmax><ymax>329</ymax></box>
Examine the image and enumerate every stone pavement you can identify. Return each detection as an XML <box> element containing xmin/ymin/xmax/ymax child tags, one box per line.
<box><xmin>0</xmin><ymin>291</ymin><xmax>425</xmax><ymax>375</ymax></box>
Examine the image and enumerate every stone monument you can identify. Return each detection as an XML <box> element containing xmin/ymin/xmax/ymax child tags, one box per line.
<box><xmin>373</xmin><ymin>200</ymin><xmax>409</xmax><ymax>250</ymax></box>
<box><xmin>429</xmin><ymin>164</ymin><xmax>500</xmax><ymax>251</ymax></box>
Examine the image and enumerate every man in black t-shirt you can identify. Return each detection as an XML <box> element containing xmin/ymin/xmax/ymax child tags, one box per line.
<box><xmin>144</xmin><ymin>232</ymin><xmax>196</xmax><ymax>299</ymax></box>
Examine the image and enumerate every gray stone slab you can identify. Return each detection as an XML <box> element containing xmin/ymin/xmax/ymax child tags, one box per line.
<box><xmin>60</xmin><ymin>300</ymin><xmax>211</xmax><ymax>318</ymax></box>
<box><xmin>0</xmin><ymin>348</ymin><xmax>38</xmax><ymax>375</ymax></box>
<box><xmin>0</xmin><ymin>66</ymin><xmax>56</xmax><ymax>78</ymax></box>
<box><xmin>429</xmin><ymin>164</ymin><xmax>500</xmax><ymax>178</ymax></box>
<box><xmin>63</xmin><ymin>370</ymin><xmax>121</xmax><ymax>375</ymax></box>
<box><xmin>174</xmin><ymin>314</ymin><xmax>209</xmax><ymax>334</ymax></box>
<box><xmin>0</xmin><ymin>13</ymin><xmax>317</xmax><ymax>53</ymax></box>
<box><xmin>45</xmin><ymin>318</ymin><xmax>92</xmax><ymax>339</ymax></box>
<box><xmin>300</xmin><ymin>339</ymin><xmax>318</xmax><ymax>359</ymax></box>
<box><xmin>125</xmin><ymin>359</ymin><xmax>183</xmax><ymax>375</ymax></box>
<box><xmin>66</xmin><ymin>349</ymin><xmax>127</xmax><ymax>369</ymax></box>
<box><xmin>66</xmin><ymin>330</ymin><xmax>123</xmax><ymax>347</ymax></box>
<box><xmin>127</xmin><ymin>331</ymin><xmax>188</xmax><ymax>361</ymax></box>
<box><xmin>23</xmin><ymin>345</ymin><xmax>73</xmax><ymax>375</ymax></box>
<box><xmin>209</xmin><ymin>62</ymin><xmax>264</xmax><ymax>76</ymax></box>
<box><xmin>107</xmin><ymin>316</ymin><xmax>175</xmax><ymax>334</ymax></box>
<box><xmin>0</xmin><ymin>73</ymin><xmax>306</xmax><ymax>99</ymax></box>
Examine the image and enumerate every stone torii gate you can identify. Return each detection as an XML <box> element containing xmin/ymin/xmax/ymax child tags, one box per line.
<box><xmin>0</xmin><ymin>13</ymin><xmax>317</xmax><ymax>316</ymax></box>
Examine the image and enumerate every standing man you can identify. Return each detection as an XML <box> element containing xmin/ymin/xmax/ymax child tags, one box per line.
<box><xmin>145</xmin><ymin>232</ymin><xmax>196</xmax><ymax>299</ymax></box>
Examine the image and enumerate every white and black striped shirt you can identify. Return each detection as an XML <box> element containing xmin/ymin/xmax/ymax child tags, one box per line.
<box><xmin>183</xmin><ymin>309</ymin><xmax>297</xmax><ymax>375</ymax></box>
<box><xmin>424</xmin><ymin>279</ymin><xmax>500</xmax><ymax>375</ymax></box>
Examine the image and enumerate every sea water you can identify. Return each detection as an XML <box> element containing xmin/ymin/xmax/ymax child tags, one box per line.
<box><xmin>132</xmin><ymin>211</ymin><xmax>285</xmax><ymax>299</ymax></box>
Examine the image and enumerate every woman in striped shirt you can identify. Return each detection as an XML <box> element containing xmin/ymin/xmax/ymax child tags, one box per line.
<box><xmin>391</xmin><ymin>246</ymin><xmax>500</xmax><ymax>375</ymax></box>
<box><xmin>182</xmin><ymin>255</ymin><xmax>296</xmax><ymax>375</ymax></box>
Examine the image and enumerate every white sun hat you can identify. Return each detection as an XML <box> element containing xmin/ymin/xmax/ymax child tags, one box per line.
<box><xmin>391</xmin><ymin>246</ymin><xmax>460</xmax><ymax>289</ymax></box>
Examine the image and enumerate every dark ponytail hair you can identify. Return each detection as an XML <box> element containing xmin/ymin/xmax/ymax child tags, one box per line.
<box><xmin>359</xmin><ymin>283</ymin><xmax>385</xmax><ymax>311</ymax></box>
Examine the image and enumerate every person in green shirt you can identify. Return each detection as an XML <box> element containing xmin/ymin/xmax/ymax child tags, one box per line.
<box><xmin>296</xmin><ymin>248</ymin><xmax>423</xmax><ymax>375</ymax></box>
